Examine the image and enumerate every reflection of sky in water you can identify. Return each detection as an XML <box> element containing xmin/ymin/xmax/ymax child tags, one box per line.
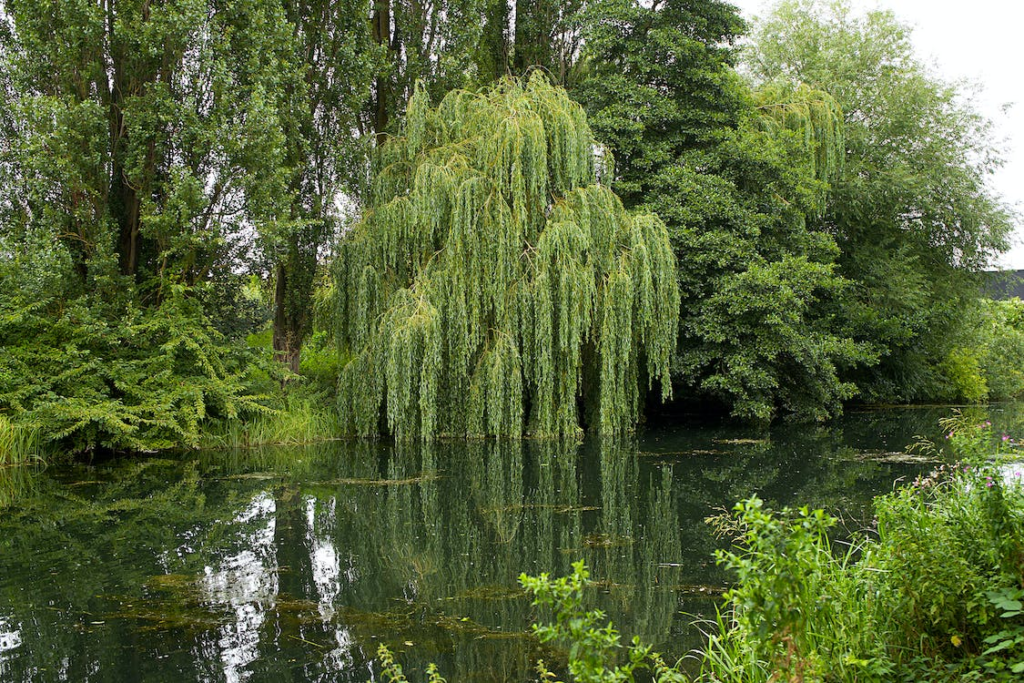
<box><xmin>305</xmin><ymin>496</ymin><xmax>340</xmax><ymax>618</ymax></box>
<box><xmin>199</xmin><ymin>492</ymin><xmax>278</xmax><ymax>683</ymax></box>
<box><xmin>0</xmin><ymin>616</ymin><xmax>22</xmax><ymax>677</ymax></box>
<box><xmin>305</xmin><ymin>496</ymin><xmax>356</xmax><ymax>672</ymax></box>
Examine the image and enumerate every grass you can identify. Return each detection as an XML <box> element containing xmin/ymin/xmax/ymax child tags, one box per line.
<box><xmin>0</xmin><ymin>415</ymin><xmax>41</xmax><ymax>466</ymax></box>
<box><xmin>199</xmin><ymin>393</ymin><xmax>342</xmax><ymax>449</ymax></box>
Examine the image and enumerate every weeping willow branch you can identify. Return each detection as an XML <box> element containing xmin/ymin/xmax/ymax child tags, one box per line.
<box><xmin>334</xmin><ymin>75</ymin><xmax>680</xmax><ymax>439</ymax></box>
<box><xmin>754</xmin><ymin>82</ymin><xmax>845</xmax><ymax>211</ymax></box>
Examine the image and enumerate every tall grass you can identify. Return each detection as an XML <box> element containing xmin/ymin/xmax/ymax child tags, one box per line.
<box><xmin>200</xmin><ymin>394</ymin><xmax>341</xmax><ymax>449</ymax></box>
<box><xmin>0</xmin><ymin>415</ymin><xmax>41</xmax><ymax>466</ymax></box>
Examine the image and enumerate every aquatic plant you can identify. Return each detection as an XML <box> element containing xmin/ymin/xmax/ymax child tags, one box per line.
<box><xmin>334</xmin><ymin>75</ymin><xmax>680</xmax><ymax>439</ymax></box>
<box><xmin>0</xmin><ymin>415</ymin><xmax>39</xmax><ymax>466</ymax></box>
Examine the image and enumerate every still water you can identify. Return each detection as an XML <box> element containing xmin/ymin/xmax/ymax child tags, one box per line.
<box><xmin>0</xmin><ymin>405</ymin><xmax>1014</xmax><ymax>682</ymax></box>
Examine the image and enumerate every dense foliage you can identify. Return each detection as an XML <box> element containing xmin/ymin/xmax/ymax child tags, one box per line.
<box><xmin>703</xmin><ymin>417</ymin><xmax>1024</xmax><ymax>682</ymax></box>
<box><xmin>334</xmin><ymin>76</ymin><xmax>679</xmax><ymax>439</ymax></box>
<box><xmin>0</xmin><ymin>0</ymin><xmax>307</xmax><ymax>452</ymax></box>
<box><xmin>572</xmin><ymin>0</ymin><xmax>867</xmax><ymax>421</ymax></box>
<box><xmin>747</xmin><ymin>0</ymin><xmax>1015</xmax><ymax>404</ymax></box>
<box><xmin>0</xmin><ymin>0</ymin><xmax>1019</xmax><ymax>453</ymax></box>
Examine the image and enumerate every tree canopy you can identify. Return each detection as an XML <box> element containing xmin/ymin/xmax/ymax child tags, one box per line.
<box><xmin>747</xmin><ymin>0</ymin><xmax>1015</xmax><ymax>402</ymax></box>
<box><xmin>571</xmin><ymin>0</ymin><xmax>864</xmax><ymax>421</ymax></box>
<box><xmin>0</xmin><ymin>0</ymin><xmax>1019</xmax><ymax>454</ymax></box>
<box><xmin>334</xmin><ymin>75</ymin><xmax>680</xmax><ymax>439</ymax></box>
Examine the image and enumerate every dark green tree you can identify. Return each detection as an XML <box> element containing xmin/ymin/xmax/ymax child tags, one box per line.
<box><xmin>573</xmin><ymin>0</ymin><xmax>747</xmax><ymax>205</ymax></box>
<box><xmin>367</xmin><ymin>0</ymin><xmax>488</xmax><ymax>142</ymax></box>
<box><xmin>268</xmin><ymin>0</ymin><xmax>379</xmax><ymax>371</ymax></box>
<box><xmin>0</xmin><ymin>0</ymin><xmax>295</xmax><ymax>288</ymax></box>
<box><xmin>511</xmin><ymin>0</ymin><xmax>586</xmax><ymax>83</ymax></box>
<box><xmin>747</xmin><ymin>0</ymin><xmax>1014</xmax><ymax>403</ymax></box>
<box><xmin>573</xmin><ymin>0</ymin><xmax>864</xmax><ymax>420</ymax></box>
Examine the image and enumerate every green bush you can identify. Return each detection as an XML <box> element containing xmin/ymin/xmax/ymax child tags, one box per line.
<box><xmin>981</xmin><ymin>299</ymin><xmax>1024</xmax><ymax>400</ymax></box>
<box><xmin>0</xmin><ymin>288</ymin><xmax>281</xmax><ymax>452</ymax></box>
<box><xmin>939</xmin><ymin>346</ymin><xmax>989</xmax><ymax>403</ymax></box>
<box><xmin>704</xmin><ymin>425</ymin><xmax>1024</xmax><ymax>682</ymax></box>
<box><xmin>708</xmin><ymin>497</ymin><xmax>893</xmax><ymax>682</ymax></box>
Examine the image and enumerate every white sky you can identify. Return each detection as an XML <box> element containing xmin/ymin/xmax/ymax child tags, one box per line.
<box><xmin>731</xmin><ymin>0</ymin><xmax>1024</xmax><ymax>270</ymax></box>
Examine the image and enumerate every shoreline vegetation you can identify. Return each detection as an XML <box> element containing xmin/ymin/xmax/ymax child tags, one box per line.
<box><xmin>3</xmin><ymin>0</ymin><xmax>1024</xmax><ymax>674</ymax></box>
<box><xmin>378</xmin><ymin>414</ymin><xmax>1024</xmax><ymax>682</ymax></box>
<box><xmin>2</xmin><ymin>0</ymin><xmax>1021</xmax><ymax>460</ymax></box>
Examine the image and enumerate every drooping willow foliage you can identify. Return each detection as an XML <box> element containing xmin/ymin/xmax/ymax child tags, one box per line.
<box><xmin>334</xmin><ymin>75</ymin><xmax>680</xmax><ymax>439</ymax></box>
<box><xmin>754</xmin><ymin>82</ymin><xmax>845</xmax><ymax>211</ymax></box>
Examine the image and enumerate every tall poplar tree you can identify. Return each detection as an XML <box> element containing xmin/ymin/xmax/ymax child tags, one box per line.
<box><xmin>335</xmin><ymin>76</ymin><xmax>680</xmax><ymax>439</ymax></box>
<box><xmin>367</xmin><ymin>0</ymin><xmax>487</xmax><ymax>142</ymax></box>
<box><xmin>0</xmin><ymin>0</ymin><xmax>293</xmax><ymax>289</ymax></box>
<box><xmin>268</xmin><ymin>0</ymin><xmax>378</xmax><ymax>371</ymax></box>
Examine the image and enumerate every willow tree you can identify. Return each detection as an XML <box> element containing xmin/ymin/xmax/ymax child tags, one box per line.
<box><xmin>335</xmin><ymin>75</ymin><xmax>679</xmax><ymax>439</ymax></box>
<box><xmin>752</xmin><ymin>82</ymin><xmax>845</xmax><ymax>213</ymax></box>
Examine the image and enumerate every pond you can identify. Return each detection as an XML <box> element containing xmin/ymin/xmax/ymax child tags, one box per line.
<box><xmin>0</xmin><ymin>405</ymin><xmax>1016</xmax><ymax>682</ymax></box>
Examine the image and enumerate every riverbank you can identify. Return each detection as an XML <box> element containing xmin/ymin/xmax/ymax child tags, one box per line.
<box><xmin>449</xmin><ymin>413</ymin><xmax>1024</xmax><ymax>682</ymax></box>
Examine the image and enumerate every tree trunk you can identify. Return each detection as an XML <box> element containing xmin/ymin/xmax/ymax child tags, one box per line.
<box><xmin>107</xmin><ymin>7</ymin><xmax>144</xmax><ymax>280</ymax></box>
<box><xmin>272</xmin><ymin>263</ymin><xmax>303</xmax><ymax>374</ymax></box>
<box><xmin>371</xmin><ymin>0</ymin><xmax>391</xmax><ymax>143</ymax></box>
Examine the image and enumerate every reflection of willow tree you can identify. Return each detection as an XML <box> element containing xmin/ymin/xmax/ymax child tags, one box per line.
<box><xmin>0</xmin><ymin>458</ymin><xmax>215</xmax><ymax>682</ymax></box>
<box><xmin>582</xmin><ymin>440</ymin><xmax>682</xmax><ymax>646</ymax></box>
<box><xmin>276</xmin><ymin>438</ymin><xmax>683</xmax><ymax>680</ymax></box>
<box><xmin>0</xmin><ymin>444</ymin><xmax>678</xmax><ymax>682</ymax></box>
<box><xmin>334</xmin><ymin>75</ymin><xmax>679</xmax><ymax>438</ymax></box>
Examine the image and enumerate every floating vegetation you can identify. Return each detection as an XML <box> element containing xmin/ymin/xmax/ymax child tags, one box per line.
<box><xmin>145</xmin><ymin>573</ymin><xmax>198</xmax><ymax>592</ymax></box>
<box><xmin>851</xmin><ymin>449</ymin><xmax>938</xmax><ymax>464</ymax></box>
<box><xmin>639</xmin><ymin>449</ymin><xmax>728</xmax><ymax>457</ymax></box>
<box><xmin>335</xmin><ymin>75</ymin><xmax>680</xmax><ymax>439</ymax></box>
<box><xmin>667</xmin><ymin>583</ymin><xmax>727</xmax><ymax>597</ymax></box>
<box><xmin>321</xmin><ymin>472</ymin><xmax>440</xmax><ymax>486</ymax></box>
<box><xmin>479</xmin><ymin>503</ymin><xmax>600</xmax><ymax>514</ymax></box>
<box><xmin>580</xmin><ymin>533</ymin><xmax>634</xmax><ymax>549</ymax></box>
<box><xmin>712</xmin><ymin>438</ymin><xmax>769</xmax><ymax>446</ymax></box>
<box><xmin>452</xmin><ymin>585</ymin><xmax>526</xmax><ymax>602</ymax></box>
<box><xmin>219</xmin><ymin>472</ymin><xmax>284</xmax><ymax>481</ymax></box>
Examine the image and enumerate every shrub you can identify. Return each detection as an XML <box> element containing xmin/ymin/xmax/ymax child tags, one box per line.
<box><xmin>0</xmin><ymin>288</ymin><xmax>280</xmax><ymax>452</ymax></box>
<box><xmin>703</xmin><ymin>431</ymin><xmax>1024</xmax><ymax>682</ymax></box>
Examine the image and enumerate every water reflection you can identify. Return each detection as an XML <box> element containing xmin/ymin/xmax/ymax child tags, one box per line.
<box><xmin>0</xmin><ymin>407</ymin><xmax>978</xmax><ymax>682</ymax></box>
<box><xmin>0</xmin><ymin>615</ymin><xmax>22</xmax><ymax>679</ymax></box>
<box><xmin>198</xmin><ymin>492</ymin><xmax>279</xmax><ymax>683</ymax></box>
<box><xmin>304</xmin><ymin>495</ymin><xmax>358</xmax><ymax>672</ymax></box>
